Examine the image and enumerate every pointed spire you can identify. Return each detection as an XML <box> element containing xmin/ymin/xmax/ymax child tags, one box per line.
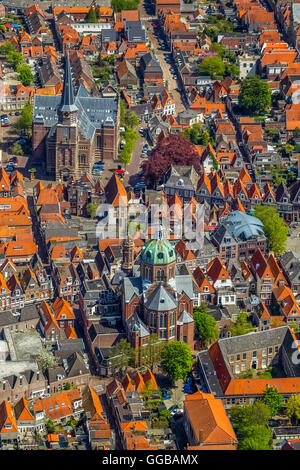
<box><xmin>59</xmin><ymin>52</ymin><xmax>78</xmax><ymax>113</ymax></box>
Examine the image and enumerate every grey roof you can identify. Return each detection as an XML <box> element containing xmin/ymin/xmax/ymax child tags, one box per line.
<box><xmin>128</xmin><ymin>313</ymin><xmax>150</xmax><ymax>337</ymax></box>
<box><xmin>177</xmin><ymin>310</ymin><xmax>194</xmax><ymax>325</ymax></box>
<box><xmin>34</xmin><ymin>68</ymin><xmax>118</xmax><ymax>140</ymax></box>
<box><xmin>218</xmin><ymin>326</ymin><xmax>289</xmax><ymax>356</ymax></box>
<box><xmin>220</xmin><ymin>210</ymin><xmax>265</xmax><ymax>241</ymax></box>
<box><xmin>59</xmin><ymin>53</ymin><xmax>78</xmax><ymax>113</ymax></box>
<box><xmin>198</xmin><ymin>350</ymin><xmax>225</xmax><ymax>397</ymax></box>
<box><xmin>123</xmin><ymin>277</ymin><xmax>143</xmax><ymax>303</ymax></box>
<box><xmin>140</xmin><ymin>53</ymin><xmax>162</xmax><ymax>74</ymax></box>
<box><xmin>173</xmin><ymin>274</ymin><xmax>194</xmax><ymax>300</ymax></box>
<box><xmin>164</xmin><ymin>165</ymin><xmax>199</xmax><ymax>191</ymax></box>
<box><xmin>144</xmin><ymin>284</ymin><xmax>178</xmax><ymax>312</ymax></box>
<box><xmin>102</xmin><ymin>28</ymin><xmax>117</xmax><ymax>43</ymax></box>
<box><xmin>125</xmin><ymin>21</ymin><xmax>146</xmax><ymax>42</ymax></box>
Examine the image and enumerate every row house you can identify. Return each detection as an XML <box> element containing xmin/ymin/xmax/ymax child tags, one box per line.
<box><xmin>0</xmin><ymin>369</ymin><xmax>47</xmax><ymax>404</ymax></box>
<box><xmin>53</xmin><ymin>263</ymin><xmax>80</xmax><ymax>302</ymax></box>
<box><xmin>38</xmin><ymin>299</ymin><xmax>76</xmax><ymax>345</ymax></box>
<box><xmin>0</xmin><ymin>84</ymin><xmax>35</xmax><ymax>111</ymax></box>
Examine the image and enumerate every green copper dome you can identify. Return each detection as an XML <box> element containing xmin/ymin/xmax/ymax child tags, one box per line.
<box><xmin>141</xmin><ymin>239</ymin><xmax>176</xmax><ymax>265</ymax></box>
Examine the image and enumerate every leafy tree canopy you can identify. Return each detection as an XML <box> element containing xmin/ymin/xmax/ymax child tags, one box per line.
<box><xmin>194</xmin><ymin>308</ymin><xmax>219</xmax><ymax>346</ymax></box>
<box><xmin>262</xmin><ymin>386</ymin><xmax>284</xmax><ymax>416</ymax></box>
<box><xmin>199</xmin><ymin>55</ymin><xmax>226</xmax><ymax>79</ymax></box>
<box><xmin>238</xmin><ymin>75</ymin><xmax>271</xmax><ymax>115</ymax></box>
<box><xmin>17</xmin><ymin>63</ymin><xmax>34</xmax><ymax>86</ymax></box>
<box><xmin>142</xmin><ymin>134</ymin><xmax>201</xmax><ymax>185</ymax></box>
<box><xmin>286</xmin><ymin>394</ymin><xmax>300</xmax><ymax>421</ymax></box>
<box><xmin>230</xmin><ymin>312</ymin><xmax>255</xmax><ymax>337</ymax></box>
<box><xmin>86</xmin><ymin>203</ymin><xmax>98</xmax><ymax>219</ymax></box>
<box><xmin>161</xmin><ymin>341</ymin><xmax>193</xmax><ymax>382</ymax></box>
<box><xmin>254</xmin><ymin>205</ymin><xmax>288</xmax><ymax>256</ymax></box>
<box><xmin>229</xmin><ymin>401</ymin><xmax>271</xmax><ymax>434</ymax></box>
<box><xmin>85</xmin><ymin>7</ymin><xmax>97</xmax><ymax>23</ymax></box>
<box><xmin>238</xmin><ymin>425</ymin><xmax>273</xmax><ymax>450</ymax></box>
<box><xmin>13</xmin><ymin>102</ymin><xmax>33</xmax><ymax>137</ymax></box>
<box><xmin>109</xmin><ymin>339</ymin><xmax>136</xmax><ymax>371</ymax></box>
<box><xmin>111</xmin><ymin>0</ymin><xmax>140</xmax><ymax>12</ymax></box>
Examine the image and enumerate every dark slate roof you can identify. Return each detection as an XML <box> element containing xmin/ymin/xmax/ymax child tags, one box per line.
<box><xmin>60</xmin><ymin>53</ymin><xmax>78</xmax><ymax>113</ymax></box>
<box><xmin>101</xmin><ymin>28</ymin><xmax>117</xmax><ymax>43</ymax></box>
<box><xmin>19</xmin><ymin>305</ymin><xmax>39</xmax><ymax>321</ymax></box>
<box><xmin>164</xmin><ymin>165</ymin><xmax>199</xmax><ymax>191</ymax></box>
<box><xmin>144</xmin><ymin>284</ymin><xmax>177</xmax><ymax>312</ymax></box>
<box><xmin>34</xmin><ymin>64</ymin><xmax>118</xmax><ymax>139</ymax></box>
<box><xmin>125</xmin><ymin>21</ymin><xmax>146</xmax><ymax>42</ymax></box>
<box><xmin>123</xmin><ymin>277</ymin><xmax>143</xmax><ymax>303</ymax></box>
<box><xmin>218</xmin><ymin>326</ymin><xmax>289</xmax><ymax>357</ymax></box>
<box><xmin>140</xmin><ymin>52</ymin><xmax>162</xmax><ymax>74</ymax></box>
<box><xmin>198</xmin><ymin>350</ymin><xmax>225</xmax><ymax>397</ymax></box>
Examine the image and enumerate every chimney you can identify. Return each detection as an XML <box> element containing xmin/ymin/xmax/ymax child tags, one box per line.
<box><xmin>199</xmin><ymin>429</ymin><xmax>203</xmax><ymax>444</ymax></box>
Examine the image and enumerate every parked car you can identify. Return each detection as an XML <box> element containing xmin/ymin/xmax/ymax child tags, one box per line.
<box><xmin>15</xmin><ymin>112</ymin><xmax>20</xmax><ymax>116</ymax></box>
<box><xmin>162</xmin><ymin>393</ymin><xmax>171</xmax><ymax>401</ymax></box>
<box><xmin>1</xmin><ymin>121</ymin><xmax>10</xmax><ymax>127</ymax></box>
<box><xmin>5</xmin><ymin>165</ymin><xmax>14</xmax><ymax>174</ymax></box>
<box><xmin>9</xmin><ymin>156</ymin><xmax>18</xmax><ymax>163</ymax></box>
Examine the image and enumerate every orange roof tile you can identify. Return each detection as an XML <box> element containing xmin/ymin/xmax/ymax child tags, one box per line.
<box><xmin>184</xmin><ymin>391</ymin><xmax>237</xmax><ymax>445</ymax></box>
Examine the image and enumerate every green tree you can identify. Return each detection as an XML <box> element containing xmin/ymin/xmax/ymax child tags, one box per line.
<box><xmin>160</xmin><ymin>341</ymin><xmax>193</xmax><ymax>382</ymax></box>
<box><xmin>199</xmin><ymin>55</ymin><xmax>226</xmax><ymax>79</ymax></box>
<box><xmin>194</xmin><ymin>309</ymin><xmax>219</xmax><ymax>346</ymax></box>
<box><xmin>64</xmin><ymin>382</ymin><xmax>71</xmax><ymax>390</ymax></box>
<box><xmin>17</xmin><ymin>63</ymin><xmax>34</xmax><ymax>86</ymax></box>
<box><xmin>85</xmin><ymin>7</ymin><xmax>97</xmax><ymax>23</ymax></box>
<box><xmin>230</xmin><ymin>312</ymin><xmax>255</xmax><ymax>337</ymax></box>
<box><xmin>46</xmin><ymin>419</ymin><xmax>55</xmax><ymax>434</ymax></box>
<box><xmin>254</xmin><ymin>205</ymin><xmax>289</xmax><ymax>256</ymax></box>
<box><xmin>10</xmin><ymin>142</ymin><xmax>24</xmax><ymax>156</ymax></box>
<box><xmin>109</xmin><ymin>339</ymin><xmax>136</xmax><ymax>371</ymax></box>
<box><xmin>263</xmin><ymin>386</ymin><xmax>284</xmax><ymax>416</ymax></box>
<box><xmin>6</xmin><ymin>50</ymin><xmax>23</xmax><ymax>69</ymax></box>
<box><xmin>265</xmin><ymin>127</ymin><xmax>279</xmax><ymax>142</ymax></box>
<box><xmin>13</xmin><ymin>102</ymin><xmax>33</xmax><ymax>137</ymax></box>
<box><xmin>37</xmin><ymin>349</ymin><xmax>58</xmax><ymax>372</ymax></box>
<box><xmin>225</xmin><ymin>62</ymin><xmax>240</xmax><ymax>79</ymax></box>
<box><xmin>86</xmin><ymin>202</ymin><xmax>98</xmax><ymax>219</ymax></box>
<box><xmin>0</xmin><ymin>41</ymin><xmax>14</xmax><ymax>55</ymax></box>
<box><xmin>138</xmin><ymin>333</ymin><xmax>163</xmax><ymax>370</ymax></box>
<box><xmin>238</xmin><ymin>75</ymin><xmax>271</xmax><ymax>115</ymax></box>
<box><xmin>126</xmin><ymin>110</ymin><xmax>139</xmax><ymax>128</ymax></box>
<box><xmin>230</xmin><ymin>401</ymin><xmax>271</xmax><ymax>434</ymax></box>
<box><xmin>111</xmin><ymin>0</ymin><xmax>140</xmax><ymax>12</ymax></box>
<box><xmin>212</xmin><ymin>153</ymin><xmax>219</xmax><ymax>170</ymax></box>
<box><xmin>286</xmin><ymin>395</ymin><xmax>300</xmax><ymax>423</ymax></box>
<box><xmin>239</xmin><ymin>425</ymin><xmax>273</xmax><ymax>450</ymax></box>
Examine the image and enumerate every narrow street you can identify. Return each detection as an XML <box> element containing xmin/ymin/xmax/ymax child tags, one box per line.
<box><xmin>139</xmin><ymin>1</ymin><xmax>186</xmax><ymax>115</ymax></box>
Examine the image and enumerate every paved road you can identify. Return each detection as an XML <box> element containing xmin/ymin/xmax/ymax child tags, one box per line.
<box><xmin>139</xmin><ymin>2</ymin><xmax>186</xmax><ymax>116</ymax></box>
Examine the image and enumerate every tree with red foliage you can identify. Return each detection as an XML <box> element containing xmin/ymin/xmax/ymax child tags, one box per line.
<box><xmin>142</xmin><ymin>134</ymin><xmax>201</xmax><ymax>186</ymax></box>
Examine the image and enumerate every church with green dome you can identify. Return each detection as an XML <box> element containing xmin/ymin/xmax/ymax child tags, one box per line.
<box><xmin>122</xmin><ymin>234</ymin><xmax>195</xmax><ymax>350</ymax></box>
<box><xmin>140</xmin><ymin>239</ymin><xmax>176</xmax><ymax>283</ymax></box>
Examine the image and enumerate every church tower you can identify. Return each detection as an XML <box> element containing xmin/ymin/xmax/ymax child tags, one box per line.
<box><xmin>55</xmin><ymin>53</ymin><xmax>79</xmax><ymax>181</ymax></box>
<box><xmin>122</xmin><ymin>236</ymin><xmax>135</xmax><ymax>275</ymax></box>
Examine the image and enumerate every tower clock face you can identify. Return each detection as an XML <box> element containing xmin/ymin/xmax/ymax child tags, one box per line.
<box><xmin>64</xmin><ymin>112</ymin><xmax>70</xmax><ymax>119</ymax></box>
